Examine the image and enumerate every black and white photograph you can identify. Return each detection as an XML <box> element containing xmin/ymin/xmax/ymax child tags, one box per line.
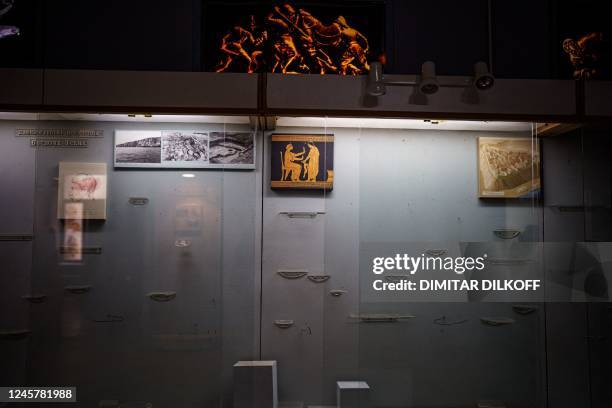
<box><xmin>209</xmin><ymin>132</ymin><xmax>255</xmax><ymax>165</ymax></box>
<box><xmin>161</xmin><ymin>131</ymin><xmax>209</xmax><ymax>163</ymax></box>
<box><xmin>115</xmin><ymin>129</ymin><xmax>254</xmax><ymax>169</ymax></box>
<box><xmin>114</xmin><ymin>130</ymin><xmax>162</xmax><ymax>165</ymax></box>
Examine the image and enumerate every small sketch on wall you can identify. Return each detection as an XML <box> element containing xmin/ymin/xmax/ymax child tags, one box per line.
<box><xmin>63</xmin><ymin>174</ymin><xmax>106</xmax><ymax>200</ymax></box>
<box><xmin>270</xmin><ymin>134</ymin><xmax>334</xmax><ymax>190</ymax></box>
<box><xmin>478</xmin><ymin>137</ymin><xmax>541</xmax><ymax>198</ymax></box>
<box><xmin>57</xmin><ymin>162</ymin><xmax>107</xmax><ymax>220</ymax></box>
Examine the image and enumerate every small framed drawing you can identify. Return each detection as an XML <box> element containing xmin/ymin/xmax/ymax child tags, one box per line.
<box><xmin>270</xmin><ymin>134</ymin><xmax>334</xmax><ymax>190</ymax></box>
<box><xmin>57</xmin><ymin>162</ymin><xmax>107</xmax><ymax>220</ymax></box>
<box><xmin>478</xmin><ymin>137</ymin><xmax>541</xmax><ymax>198</ymax></box>
<box><xmin>114</xmin><ymin>130</ymin><xmax>255</xmax><ymax>169</ymax></box>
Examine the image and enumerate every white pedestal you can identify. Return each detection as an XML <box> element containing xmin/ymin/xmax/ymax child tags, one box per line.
<box><xmin>337</xmin><ymin>381</ymin><xmax>370</xmax><ymax>408</ymax></box>
<box><xmin>234</xmin><ymin>361</ymin><xmax>278</xmax><ymax>408</ymax></box>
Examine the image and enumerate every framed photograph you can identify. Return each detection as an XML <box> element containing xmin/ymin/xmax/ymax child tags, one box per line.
<box><xmin>209</xmin><ymin>132</ymin><xmax>255</xmax><ymax>165</ymax></box>
<box><xmin>114</xmin><ymin>130</ymin><xmax>162</xmax><ymax>167</ymax></box>
<box><xmin>270</xmin><ymin>134</ymin><xmax>334</xmax><ymax>190</ymax></box>
<box><xmin>478</xmin><ymin>137</ymin><xmax>541</xmax><ymax>198</ymax></box>
<box><xmin>57</xmin><ymin>162</ymin><xmax>107</xmax><ymax>220</ymax></box>
<box><xmin>114</xmin><ymin>130</ymin><xmax>255</xmax><ymax>169</ymax></box>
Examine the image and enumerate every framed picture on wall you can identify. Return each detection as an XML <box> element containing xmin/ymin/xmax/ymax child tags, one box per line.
<box><xmin>270</xmin><ymin>134</ymin><xmax>334</xmax><ymax>190</ymax></box>
<box><xmin>114</xmin><ymin>130</ymin><xmax>255</xmax><ymax>169</ymax></box>
<box><xmin>478</xmin><ymin>137</ymin><xmax>541</xmax><ymax>198</ymax></box>
<box><xmin>57</xmin><ymin>162</ymin><xmax>108</xmax><ymax>220</ymax></box>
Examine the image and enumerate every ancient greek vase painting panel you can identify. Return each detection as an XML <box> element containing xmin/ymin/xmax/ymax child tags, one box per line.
<box><xmin>270</xmin><ymin>134</ymin><xmax>333</xmax><ymax>190</ymax></box>
<box><xmin>57</xmin><ymin>162</ymin><xmax>107</xmax><ymax>220</ymax></box>
<box><xmin>202</xmin><ymin>1</ymin><xmax>385</xmax><ymax>75</ymax></box>
<box><xmin>478</xmin><ymin>137</ymin><xmax>541</xmax><ymax>199</ymax></box>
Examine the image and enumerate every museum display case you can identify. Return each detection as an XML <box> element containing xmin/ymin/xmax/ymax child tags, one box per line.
<box><xmin>262</xmin><ymin>117</ymin><xmax>545</xmax><ymax>407</ymax></box>
<box><xmin>1</xmin><ymin>106</ymin><xmax>609</xmax><ymax>408</ymax></box>
<box><xmin>0</xmin><ymin>113</ymin><xmax>261</xmax><ymax>407</ymax></box>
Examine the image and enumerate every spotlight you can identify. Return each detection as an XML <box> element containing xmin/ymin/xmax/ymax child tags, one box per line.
<box><xmin>366</xmin><ymin>62</ymin><xmax>386</xmax><ymax>96</ymax></box>
<box><xmin>419</xmin><ymin>61</ymin><xmax>439</xmax><ymax>95</ymax></box>
<box><xmin>473</xmin><ymin>61</ymin><xmax>495</xmax><ymax>90</ymax></box>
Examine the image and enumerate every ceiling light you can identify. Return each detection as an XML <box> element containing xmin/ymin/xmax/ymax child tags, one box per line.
<box><xmin>473</xmin><ymin>61</ymin><xmax>495</xmax><ymax>90</ymax></box>
<box><xmin>182</xmin><ymin>173</ymin><xmax>196</xmax><ymax>178</ymax></box>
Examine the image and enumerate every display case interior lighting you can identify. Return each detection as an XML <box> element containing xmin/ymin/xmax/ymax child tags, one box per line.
<box><xmin>366</xmin><ymin>60</ymin><xmax>495</xmax><ymax>97</ymax></box>
<box><xmin>275</xmin><ymin>117</ymin><xmax>532</xmax><ymax>132</ymax></box>
<box><xmin>0</xmin><ymin>113</ymin><xmax>252</xmax><ymax>124</ymax></box>
<box><xmin>127</xmin><ymin>113</ymin><xmax>153</xmax><ymax>118</ymax></box>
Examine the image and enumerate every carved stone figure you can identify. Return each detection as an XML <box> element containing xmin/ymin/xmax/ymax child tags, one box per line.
<box><xmin>214</xmin><ymin>2</ymin><xmax>373</xmax><ymax>75</ymax></box>
<box><xmin>563</xmin><ymin>32</ymin><xmax>604</xmax><ymax>79</ymax></box>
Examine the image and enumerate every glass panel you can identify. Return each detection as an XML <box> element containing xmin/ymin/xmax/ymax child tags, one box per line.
<box><xmin>267</xmin><ymin>117</ymin><xmax>546</xmax><ymax>407</ymax></box>
<box><xmin>261</xmin><ymin>117</ymin><xmax>329</xmax><ymax>405</ymax></box>
<box><xmin>0</xmin><ymin>114</ymin><xmax>259</xmax><ymax>407</ymax></box>
<box><xmin>3</xmin><ymin>113</ymin><xmax>612</xmax><ymax>408</ymax></box>
<box><xmin>355</xmin><ymin>120</ymin><xmax>544</xmax><ymax>407</ymax></box>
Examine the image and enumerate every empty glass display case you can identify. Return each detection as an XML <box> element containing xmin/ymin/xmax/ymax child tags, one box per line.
<box><xmin>0</xmin><ymin>112</ymin><xmax>610</xmax><ymax>408</ymax></box>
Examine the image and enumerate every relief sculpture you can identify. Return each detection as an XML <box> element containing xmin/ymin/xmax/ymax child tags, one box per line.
<box><xmin>214</xmin><ymin>3</ymin><xmax>375</xmax><ymax>75</ymax></box>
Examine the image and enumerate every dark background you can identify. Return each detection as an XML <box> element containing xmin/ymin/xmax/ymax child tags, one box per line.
<box><xmin>0</xmin><ymin>0</ymin><xmax>610</xmax><ymax>78</ymax></box>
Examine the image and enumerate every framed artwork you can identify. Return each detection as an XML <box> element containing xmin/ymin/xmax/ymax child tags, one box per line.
<box><xmin>57</xmin><ymin>162</ymin><xmax>107</xmax><ymax>220</ymax></box>
<box><xmin>478</xmin><ymin>137</ymin><xmax>541</xmax><ymax>198</ymax></box>
<box><xmin>270</xmin><ymin>134</ymin><xmax>334</xmax><ymax>190</ymax></box>
<box><xmin>114</xmin><ymin>130</ymin><xmax>255</xmax><ymax>169</ymax></box>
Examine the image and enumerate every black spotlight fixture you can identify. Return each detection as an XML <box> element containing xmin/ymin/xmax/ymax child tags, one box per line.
<box><xmin>473</xmin><ymin>61</ymin><xmax>495</xmax><ymax>91</ymax></box>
